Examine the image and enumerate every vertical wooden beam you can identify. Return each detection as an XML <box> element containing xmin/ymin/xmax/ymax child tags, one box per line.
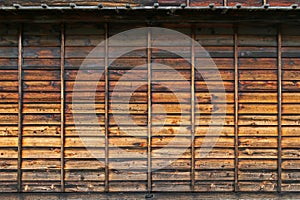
<box><xmin>224</xmin><ymin>0</ymin><xmax>228</xmax><ymax>6</ymax></box>
<box><xmin>17</xmin><ymin>23</ymin><xmax>23</xmax><ymax>193</ymax></box>
<box><xmin>191</xmin><ymin>25</ymin><xmax>196</xmax><ymax>191</ymax></box>
<box><xmin>147</xmin><ymin>27</ymin><xmax>152</xmax><ymax>194</ymax></box>
<box><xmin>277</xmin><ymin>26</ymin><xmax>282</xmax><ymax>193</ymax></box>
<box><xmin>234</xmin><ymin>26</ymin><xmax>239</xmax><ymax>193</ymax></box>
<box><xmin>263</xmin><ymin>0</ymin><xmax>267</xmax><ymax>5</ymax></box>
<box><xmin>104</xmin><ymin>23</ymin><xmax>109</xmax><ymax>193</ymax></box>
<box><xmin>60</xmin><ymin>23</ymin><xmax>65</xmax><ymax>192</ymax></box>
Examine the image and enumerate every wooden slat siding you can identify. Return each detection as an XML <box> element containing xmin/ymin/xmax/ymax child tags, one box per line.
<box><xmin>60</xmin><ymin>23</ymin><xmax>65</xmax><ymax>192</ymax></box>
<box><xmin>147</xmin><ymin>26</ymin><xmax>152</xmax><ymax>193</ymax></box>
<box><xmin>191</xmin><ymin>25</ymin><xmax>195</xmax><ymax>191</ymax></box>
<box><xmin>281</xmin><ymin>25</ymin><xmax>300</xmax><ymax>192</ymax></box>
<box><xmin>151</xmin><ymin>25</ymin><xmax>192</xmax><ymax>192</ymax></box>
<box><xmin>277</xmin><ymin>27</ymin><xmax>282</xmax><ymax>193</ymax></box>
<box><xmin>21</xmin><ymin>23</ymin><xmax>62</xmax><ymax>192</ymax></box>
<box><xmin>234</xmin><ymin>26</ymin><xmax>239</xmax><ymax>192</ymax></box>
<box><xmin>17</xmin><ymin>24</ymin><xmax>23</xmax><ymax>193</ymax></box>
<box><xmin>237</xmin><ymin>24</ymin><xmax>278</xmax><ymax>192</ymax></box>
<box><xmin>194</xmin><ymin>24</ymin><xmax>235</xmax><ymax>192</ymax></box>
<box><xmin>0</xmin><ymin>25</ymin><xmax>19</xmax><ymax>192</ymax></box>
<box><xmin>107</xmin><ymin>24</ymin><xmax>147</xmax><ymax>192</ymax></box>
<box><xmin>104</xmin><ymin>23</ymin><xmax>109</xmax><ymax>193</ymax></box>
<box><xmin>64</xmin><ymin>23</ymin><xmax>105</xmax><ymax>192</ymax></box>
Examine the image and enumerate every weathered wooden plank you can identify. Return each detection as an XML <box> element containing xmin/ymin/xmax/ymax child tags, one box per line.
<box><xmin>23</xmin><ymin>47</ymin><xmax>60</xmax><ymax>58</ymax></box>
<box><xmin>23</xmin><ymin>81</ymin><xmax>61</xmax><ymax>92</ymax></box>
<box><xmin>238</xmin><ymin>35</ymin><xmax>276</xmax><ymax>47</ymax></box>
<box><xmin>239</xmin><ymin>149</ymin><xmax>277</xmax><ymax>159</ymax></box>
<box><xmin>197</xmin><ymin>92</ymin><xmax>234</xmax><ymax>103</ymax></box>
<box><xmin>23</xmin><ymin>36</ymin><xmax>60</xmax><ymax>47</ymax></box>
<box><xmin>196</xmin><ymin>159</ymin><xmax>234</xmax><ymax>169</ymax></box>
<box><xmin>196</xmin><ymin>35</ymin><xmax>234</xmax><ymax>46</ymax></box>
<box><xmin>239</xmin><ymin>104</ymin><xmax>278</xmax><ymax>114</ymax></box>
<box><xmin>195</xmin><ymin>170</ymin><xmax>234</xmax><ymax>181</ymax></box>
<box><xmin>66</xmin><ymin>35</ymin><xmax>104</xmax><ymax>47</ymax></box>
<box><xmin>239</xmin><ymin>137</ymin><xmax>278</xmax><ymax>148</ymax></box>
<box><xmin>282</xmin><ymin>127</ymin><xmax>300</xmax><ymax>136</ymax></box>
<box><xmin>238</xmin><ymin>160</ymin><xmax>277</xmax><ymax>170</ymax></box>
<box><xmin>23</xmin><ymin>114</ymin><xmax>61</xmax><ymax>125</ymax></box>
<box><xmin>0</xmin><ymin>70</ymin><xmax>18</xmax><ymax>80</ymax></box>
<box><xmin>22</xmin><ymin>182</ymin><xmax>61</xmax><ymax>192</ymax></box>
<box><xmin>64</xmin><ymin>159</ymin><xmax>104</xmax><ymax>170</ymax></box>
<box><xmin>65</xmin><ymin>125</ymin><xmax>105</xmax><ymax>136</ymax></box>
<box><xmin>0</xmin><ymin>47</ymin><xmax>18</xmax><ymax>58</ymax></box>
<box><xmin>239</xmin><ymin>126</ymin><xmax>278</xmax><ymax>136</ymax></box>
<box><xmin>194</xmin><ymin>182</ymin><xmax>234</xmax><ymax>192</ymax></box>
<box><xmin>23</xmin><ymin>59</ymin><xmax>60</xmax><ymax>69</ymax></box>
<box><xmin>196</xmin><ymin>58</ymin><xmax>234</xmax><ymax>69</ymax></box>
<box><xmin>239</xmin><ymin>47</ymin><xmax>277</xmax><ymax>58</ymax></box>
<box><xmin>109</xmin><ymin>181</ymin><xmax>146</xmax><ymax>192</ymax></box>
<box><xmin>283</xmin><ymin>58</ymin><xmax>300</xmax><ymax>69</ymax></box>
<box><xmin>65</xmin><ymin>47</ymin><xmax>104</xmax><ymax>59</ymax></box>
<box><xmin>239</xmin><ymin>171</ymin><xmax>277</xmax><ymax>181</ymax></box>
<box><xmin>22</xmin><ymin>170</ymin><xmax>60</xmax><ymax>181</ymax></box>
<box><xmin>23</xmin><ymin>93</ymin><xmax>61</xmax><ymax>103</ymax></box>
<box><xmin>196</xmin><ymin>81</ymin><xmax>234</xmax><ymax>92</ymax></box>
<box><xmin>238</xmin><ymin>115</ymin><xmax>278</xmax><ymax>126</ymax></box>
<box><xmin>239</xmin><ymin>70</ymin><xmax>277</xmax><ymax>81</ymax></box>
<box><xmin>239</xmin><ymin>81</ymin><xmax>277</xmax><ymax>91</ymax></box>
<box><xmin>0</xmin><ymin>126</ymin><xmax>18</xmax><ymax>136</ymax></box>
<box><xmin>239</xmin><ymin>93</ymin><xmax>277</xmax><ymax>103</ymax></box>
<box><xmin>239</xmin><ymin>181</ymin><xmax>277</xmax><ymax>192</ymax></box>
<box><xmin>195</xmin><ymin>126</ymin><xmax>234</xmax><ymax>136</ymax></box>
<box><xmin>152</xmin><ymin>181</ymin><xmax>191</xmax><ymax>192</ymax></box>
<box><xmin>239</xmin><ymin>58</ymin><xmax>277</xmax><ymax>69</ymax></box>
<box><xmin>23</xmin><ymin>70</ymin><xmax>60</xmax><ymax>80</ymax></box>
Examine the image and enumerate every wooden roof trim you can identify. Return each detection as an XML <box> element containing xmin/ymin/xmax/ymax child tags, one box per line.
<box><xmin>1</xmin><ymin>4</ymin><xmax>300</xmax><ymax>11</ymax></box>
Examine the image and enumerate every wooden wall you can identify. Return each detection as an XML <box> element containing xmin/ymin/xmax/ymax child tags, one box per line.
<box><xmin>0</xmin><ymin>22</ymin><xmax>300</xmax><ymax>193</ymax></box>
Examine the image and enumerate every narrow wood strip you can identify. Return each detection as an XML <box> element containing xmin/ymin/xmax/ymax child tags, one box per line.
<box><xmin>224</xmin><ymin>0</ymin><xmax>227</xmax><ymax>6</ymax></box>
<box><xmin>234</xmin><ymin>27</ymin><xmax>239</xmax><ymax>192</ymax></box>
<box><xmin>104</xmin><ymin>23</ymin><xmax>109</xmax><ymax>193</ymax></box>
<box><xmin>147</xmin><ymin>28</ymin><xmax>152</xmax><ymax>193</ymax></box>
<box><xmin>17</xmin><ymin>23</ymin><xmax>23</xmax><ymax>193</ymax></box>
<box><xmin>191</xmin><ymin>25</ymin><xmax>196</xmax><ymax>191</ymax></box>
<box><xmin>60</xmin><ymin>23</ymin><xmax>65</xmax><ymax>192</ymax></box>
<box><xmin>277</xmin><ymin>26</ymin><xmax>282</xmax><ymax>193</ymax></box>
